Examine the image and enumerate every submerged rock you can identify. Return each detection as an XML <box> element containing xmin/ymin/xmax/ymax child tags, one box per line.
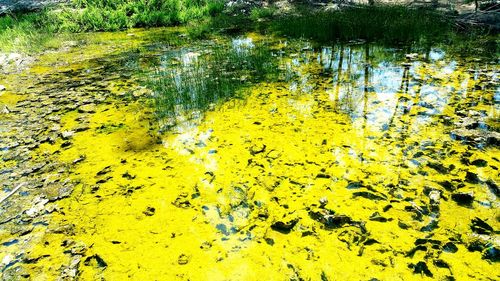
<box><xmin>309</xmin><ymin>208</ymin><xmax>365</xmax><ymax>232</ymax></box>
<box><xmin>369</xmin><ymin>212</ymin><xmax>391</xmax><ymax>222</ymax></box>
<box><xmin>83</xmin><ymin>254</ymin><xmax>108</xmax><ymax>268</ymax></box>
<box><xmin>177</xmin><ymin>254</ymin><xmax>189</xmax><ymax>265</ymax></box>
<box><xmin>465</xmin><ymin>172</ymin><xmax>480</xmax><ymax>184</ymax></box>
<box><xmin>451</xmin><ymin>192</ymin><xmax>474</xmax><ymax>206</ymax></box>
<box><xmin>143</xmin><ymin>206</ymin><xmax>156</xmax><ymax>216</ymax></box>
<box><xmin>470</xmin><ymin>217</ymin><xmax>494</xmax><ymax>235</ymax></box>
<box><xmin>451</xmin><ymin>128</ymin><xmax>500</xmax><ymax>147</ymax></box>
<box><xmin>410</xmin><ymin>261</ymin><xmax>433</xmax><ymax>277</ymax></box>
<box><xmin>482</xmin><ymin>247</ymin><xmax>499</xmax><ymax>262</ymax></box>
<box><xmin>271</xmin><ymin>217</ymin><xmax>299</xmax><ymax>234</ymax></box>
<box><xmin>443</xmin><ymin>242</ymin><xmax>458</xmax><ymax>253</ymax></box>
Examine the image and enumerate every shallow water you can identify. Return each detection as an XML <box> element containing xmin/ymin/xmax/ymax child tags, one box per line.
<box><xmin>0</xmin><ymin>28</ymin><xmax>498</xmax><ymax>280</ymax></box>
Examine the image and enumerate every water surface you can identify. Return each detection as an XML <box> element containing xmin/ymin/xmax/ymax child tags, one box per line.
<box><xmin>0</xmin><ymin>28</ymin><xmax>498</xmax><ymax>280</ymax></box>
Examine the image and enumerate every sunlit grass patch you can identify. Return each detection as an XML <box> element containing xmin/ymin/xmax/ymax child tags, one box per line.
<box><xmin>0</xmin><ymin>0</ymin><xmax>226</xmax><ymax>53</ymax></box>
<box><xmin>0</xmin><ymin>12</ymin><xmax>63</xmax><ymax>53</ymax></box>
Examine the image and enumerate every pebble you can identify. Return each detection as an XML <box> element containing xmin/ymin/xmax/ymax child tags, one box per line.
<box><xmin>178</xmin><ymin>254</ymin><xmax>189</xmax><ymax>265</ymax></box>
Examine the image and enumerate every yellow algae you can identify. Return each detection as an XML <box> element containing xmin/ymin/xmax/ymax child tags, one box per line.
<box><xmin>0</xmin><ymin>29</ymin><xmax>499</xmax><ymax>281</ymax></box>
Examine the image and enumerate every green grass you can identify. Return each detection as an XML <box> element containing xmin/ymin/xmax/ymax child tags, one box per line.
<box><xmin>270</xmin><ymin>5</ymin><xmax>453</xmax><ymax>44</ymax></box>
<box><xmin>146</xmin><ymin>43</ymin><xmax>277</xmax><ymax>129</ymax></box>
<box><xmin>0</xmin><ymin>12</ymin><xmax>62</xmax><ymax>53</ymax></box>
<box><xmin>0</xmin><ymin>0</ymin><xmax>226</xmax><ymax>52</ymax></box>
<box><xmin>55</xmin><ymin>0</ymin><xmax>226</xmax><ymax>31</ymax></box>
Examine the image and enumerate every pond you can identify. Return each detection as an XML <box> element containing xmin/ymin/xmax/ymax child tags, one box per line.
<box><xmin>0</xmin><ymin>28</ymin><xmax>498</xmax><ymax>280</ymax></box>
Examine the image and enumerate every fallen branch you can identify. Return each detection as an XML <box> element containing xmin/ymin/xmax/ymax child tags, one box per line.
<box><xmin>0</xmin><ymin>183</ymin><xmax>26</xmax><ymax>205</ymax></box>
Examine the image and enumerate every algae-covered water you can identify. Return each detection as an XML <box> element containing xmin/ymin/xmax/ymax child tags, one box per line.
<box><xmin>0</xmin><ymin>28</ymin><xmax>498</xmax><ymax>280</ymax></box>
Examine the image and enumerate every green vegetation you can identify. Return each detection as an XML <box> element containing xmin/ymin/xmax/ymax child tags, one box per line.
<box><xmin>55</xmin><ymin>0</ymin><xmax>225</xmax><ymax>31</ymax></box>
<box><xmin>270</xmin><ymin>6</ymin><xmax>452</xmax><ymax>44</ymax></box>
<box><xmin>0</xmin><ymin>2</ymin><xmax>496</xmax><ymax>54</ymax></box>
<box><xmin>147</xmin><ymin>43</ymin><xmax>276</xmax><ymax>126</ymax></box>
<box><xmin>0</xmin><ymin>0</ymin><xmax>225</xmax><ymax>52</ymax></box>
<box><xmin>0</xmin><ymin>12</ymin><xmax>62</xmax><ymax>53</ymax></box>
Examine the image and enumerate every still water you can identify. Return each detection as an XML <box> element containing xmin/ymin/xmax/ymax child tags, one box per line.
<box><xmin>0</xmin><ymin>28</ymin><xmax>498</xmax><ymax>280</ymax></box>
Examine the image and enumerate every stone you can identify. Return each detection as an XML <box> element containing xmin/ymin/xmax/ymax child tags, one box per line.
<box><xmin>443</xmin><ymin>242</ymin><xmax>458</xmax><ymax>253</ymax></box>
<box><xmin>411</xmin><ymin>261</ymin><xmax>433</xmax><ymax>277</ymax></box>
<box><xmin>270</xmin><ymin>218</ymin><xmax>299</xmax><ymax>234</ymax></box>
<box><xmin>470</xmin><ymin>217</ymin><xmax>494</xmax><ymax>235</ymax></box>
<box><xmin>61</xmin><ymin>131</ymin><xmax>75</xmax><ymax>140</ymax></box>
<box><xmin>178</xmin><ymin>254</ymin><xmax>189</xmax><ymax>265</ymax></box>
<box><xmin>369</xmin><ymin>212</ymin><xmax>390</xmax><ymax>222</ymax></box>
<box><xmin>319</xmin><ymin>197</ymin><xmax>328</xmax><ymax>207</ymax></box>
<box><xmin>451</xmin><ymin>192</ymin><xmax>474</xmax><ymax>206</ymax></box>
<box><xmin>78</xmin><ymin>104</ymin><xmax>96</xmax><ymax>113</ymax></box>
<box><xmin>143</xmin><ymin>206</ymin><xmax>155</xmax><ymax>216</ymax></box>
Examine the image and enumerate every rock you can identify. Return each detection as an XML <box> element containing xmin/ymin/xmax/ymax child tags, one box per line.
<box><xmin>465</xmin><ymin>171</ymin><xmax>480</xmax><ymax>184</ymax></box>
<box><xmin>68</xmin><ymin>242</ymin><xmax>87</xmax><ymax>255</ymax></box>
<box><xmin>443</xmin><ymin>242</ymin><xmax>458</xmax><ymax>253</ymax></box>
<box><xmin>451</xmin><ymin>128</ymin><xmax>500</xmax><ymax>147</ymax></box>
<box><xmin>172</xmin><ymin>193</ymin><xmax>191</xmax><ymax>208</ymax></box>
<box><xmin>319</xmin><ymin>197</ymin><xmax>328</xmax><ymax>207</ymax></box>
<box><xmin>433</xmin><ymin>259</ymin><xmax>450</xmax><ymax>269</ymax></box>
<box><xmin>427</xmin><ymin>161</ymin><xmax>449</xmax><ymax>174</ymax></box>
<box><xmin>309</xmin><ymin>208</ymin><xmax>365</xmax><ymax>231</ymax></box>
<box><xmin>74</xmin><ymin>124</ymin><xmax>90</xmax><ymax>132</ymax></box>
<box><xmin>1</xmin><ymin>106</ymin><xmax>9</xmax><ymax>114</ymax></box>
<box><xmin>471</xmin><ymin>159</ymin><xmax>487</xmax><ymax>167</ymax></box>
<box><xmin>50</xmin><ymin>224</ymin><xmax>75</xmax><ymax>235</ymax></box>
<box><xmin>352</xmin><ymin>191</ymin><xmax>386</xmax><ymax>201</ymax></box>
<box><xmin>470</xmin><ymin>217</ymin><xmax>494</xmax><ymax>234</ymax></box>
<box><xmin>438</xmin><ymin>180</ymin><xmax>455</xmax><ymax>191</ymax></box>
<box><xmin>25</xmin><ymin>197</ymin><xmax>49</xmax><ymax>218</ymax></box>
<box><xmin>411</xmin><ymin>261</ymin><xmax>433</xmax><ymax>277</ymax></box>
<box><xmin>482</xmin><ymin>246</ymin><xmax>499</xmax><ymax>262</ymax></box>
<box><xmin>405</xmin><ymin>53</ymin><xmax>419</xmax><ymax>60</ymax></box>
<box><xmin>271</xmin><ymin>217</ymin><xmax>299</xmax><ymax>234</ymax></box>
<box><xmin>369</xmin><ymin>212</ymin><xmax>390</xmax><ymax>222</ymax></box>
<box><xmin>451</xmin><ymin>191</ymin><xmax>474</xmax><ymax>206</ymax></box>
<box><xmin>467</xmin><ymin>239</ymin><xmax>489</xmax><ymax>252</ymax></box>
<box><xmin>485</xmin><ymin>180</ymin><xmax>499</xmax><ymax>196</ymax></box>
<box><xmin>428</xmin><ymin>190</ymin><xmax>441</xmax><ymax>205</ymax></box>
<box><xmin>96</xmin><ymin>166</ymin><xmax>112</xmax><ymax>176</ymax></box>
<box><xmin>61</xmin><ymin>131</ymin><xmax>75</xmax><ymax>140</ymax></box>
<box><xmin>0</xmin><ymin>0</ymin><xmax>69</xmax><ymax>15</ymax></box>
<box><xmin>72</xmin><ymin>155</ymin><xmax>86</xmax><ymax>164</ymax></box>
<box><xmin>420</xmin><ymin>219</ymin><xmax>439</xmax><ymax>232</ymax></box>
<box><xmin>249</xmin><ymin>142</ymin><xmax>266</xmax><ymax>155</ymax></box>
<box><xmin>178</xmin><ymin>254</ymin><xmax>189</xmax><ymax>265</ymax></box>
<box><xmin>143</xmin><ymin>206</ymin><xmax>155</xmax><ymax>216</ymax></box>
<box><xmin>78</xmin><ymin>104</ymin><xmax>96</xmax><ymax>113</ymax></box>
<box><xmin>346</xmin><ymin>181</ymin><xmax>363</xmax><ymax>189</ymax></box>
<box><xmin>407</xmin><ymin>245</ymin><xmax>427</xmax><ymax>258</ymax></box>
<box><xmin>84</xmin><ymin>254</ymin><xmax>108</xmax><ymax>268</ymax></box>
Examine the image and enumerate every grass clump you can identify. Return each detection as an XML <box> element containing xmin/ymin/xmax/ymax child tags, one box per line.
<box><xmin>271</xmin><ymin>5</ymin><xmax>452</xmax><ymax>44</ymax></box>
<box><xmin>0</xmin><ymin>0</ymin><xmax>226</xmax><ymax>52</ymax></box>
<box><xmin>147</xmin><ymin>42</ymin><xmax>276</xmax><ymax>128</ymax></box>
<box><xmin>0</xmin><ymin>12</ymin><xmax>63</xmax><ymax>53</ymax></box>
<box><xmin>57</xmin><ymin>0</ymin><xmax>226</xmax><ymax>31</ymax></box>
